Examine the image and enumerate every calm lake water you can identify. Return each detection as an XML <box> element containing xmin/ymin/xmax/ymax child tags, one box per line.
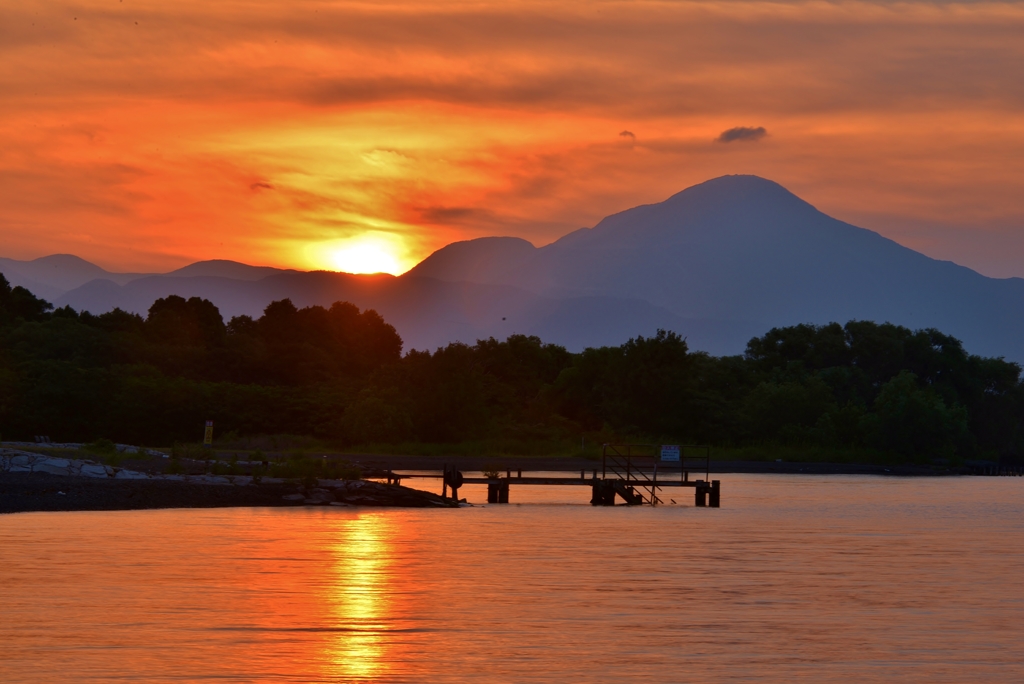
<box><xmin>2</xmin><ymin>475</ymin><xmax>1023</xmax><ymax>682</ymax></box>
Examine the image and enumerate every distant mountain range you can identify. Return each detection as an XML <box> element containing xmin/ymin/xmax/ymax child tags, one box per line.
<box><xmin>4</xmin><ymin>175</ymin><xmax>1024</xmax><ymax>360</ymax></box>
<box><xmin>0</xmin><ymin>255</ymin><xmax>290</xmax><ymax>301</ymax></box>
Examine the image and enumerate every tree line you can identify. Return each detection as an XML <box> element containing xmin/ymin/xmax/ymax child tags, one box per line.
<box><xmin>2</xmin><ymin>272</ymin><xmax>1022</xmax><ymax>461</ymax></box>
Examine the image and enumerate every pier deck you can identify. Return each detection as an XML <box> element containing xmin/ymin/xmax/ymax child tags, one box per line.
<box><xmin>388</xmin><ymin>444</ymin><xmax>722</xmax><ymax>507</ymax></box>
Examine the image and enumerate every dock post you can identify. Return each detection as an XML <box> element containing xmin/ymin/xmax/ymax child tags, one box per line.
<box><xmin>590</xmin><ymin>480</ymin><xmax>615</xmax><ymax>506</ymax></box>
<box><xmin>695</xmin><ymin>481</ymin><xmax>707</xmax><ymax>507</ymax></box>
<box><xmin>498</xmin><ymin>480</ymin><xmax>509</xmax><ymax>503</ymax></box>
<box><xmin>709</xmin><ymin>480</ymin><xmax>720</xmax><ymax>508</ymax></box>
<box><xmin>487</xmin><ymin>481</ymin><xmax>499</xmax><ymax>503</ymax></box>
<box><xmin>443</xmin><ymin>465</ymin><xmax>463</xmax><ymax>502</ymax></box>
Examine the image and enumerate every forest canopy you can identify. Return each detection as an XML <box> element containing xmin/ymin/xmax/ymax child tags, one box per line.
<box><xmin>1</xmin><ymin>271</ymin><xmax>1022</xmax><ymax>461</ymax></box>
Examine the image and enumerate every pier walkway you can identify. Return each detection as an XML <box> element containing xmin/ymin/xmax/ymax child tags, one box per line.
<box><xmin>387</xmin><ymin>444</ymin><xmax>721</xmax><ymax>507</ymax></box>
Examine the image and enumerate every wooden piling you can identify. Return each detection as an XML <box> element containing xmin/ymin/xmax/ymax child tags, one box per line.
<box><xmin>590</xmin><ymin>480</ymin><xmax>616</xmax><ymax>506</ymax></box>
<box><xmin>709</xmin><ymin>480</ymin><xmax>721</xmax><ymax>508</ymax></box>
<box><xmin>695</xmin><ymin>481</ymin><xmax>707</xmax><ymax>507</ymax></box>
<box><xmin>443</xmin><ymin>464</ymin><xmax>464</xmax><ymax>502</ymax></box>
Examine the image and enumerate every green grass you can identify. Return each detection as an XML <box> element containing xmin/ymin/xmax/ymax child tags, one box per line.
<box><xmin>166</xmin><ymin>432</ymin><xmax>949</xmax><ymax>470</ymax></box>
<box><xmin>344</xmin><ymin>438</ymin><xmax>604</xmax><ymax>460</ymax></box>
<box><xmin>340</xmin><ymin>439</ymin><xmax>936</xmax><ymax>468</ymax></box>
<box><xmin>271</xmin><ymin>459</ymin><xmax>360</xmax><ymax>481</ymax></box>
<box><xmin>708</xmin><ymin>444</ymin><xmax>925</xmax><ymax>466</ymax></box>
<box><xmin>81</xmin><ymin>438</ymin><xmax>135</xmax><ymax>467</ymax></box>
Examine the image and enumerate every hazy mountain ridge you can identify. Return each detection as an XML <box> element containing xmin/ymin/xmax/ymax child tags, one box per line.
<box><xmin>5</xmin><ymin>175</ymin><xmax>1024</xmax><ymax>360</ymax></box>
<box><xmin>164</xmin><ymin>260</ymin><xmax>290</xmax><ymax>281</ymax></box>
<box><xmin>0</xmin><ymin>254</ymin><xmax>141</xmax><ymax>301</ymax></box>
<box><xmin>0</xmin><ymin>255</ymin><xmax>287</xmax><ymax>299</ymax></box>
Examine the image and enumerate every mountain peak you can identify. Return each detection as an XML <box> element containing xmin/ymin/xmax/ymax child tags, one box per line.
<box><xmin>577</xmin><ymin>174</ymin><xmax>821</xmax><ymax>249</ymax></box>
<box><xmin>28</xmin><ymin>253</ymin><xmax>111</xmax><ymax>272</ymax></box>
<box><xmin>665</xmin><ymin>174</ymin><xmax>813</xmax><ymax>212</ymax></box>
<box><xmin>651</xmin><ymin>174</ymin><xmax>811</xmax><ymax>216</ymax></box>
<box><xmin>165</xmin><ymin>260</ymin><xmax>286</xmax><ymax>281</ymax></box>
<box><xmin>406</xmin><ymin>236</ymin><xmax>536</xmax><ymax>284</ymax></box>
<box><xmin>680</xmin><ymin>173</ymin><xmax>788</xmax><ymax>191</ymax></box>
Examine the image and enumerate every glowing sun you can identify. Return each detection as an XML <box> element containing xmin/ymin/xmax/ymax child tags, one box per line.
<box><xmin>309</xmin><ymin>233</ymin><xmax>411</xmax><ymax>275</ymax></box>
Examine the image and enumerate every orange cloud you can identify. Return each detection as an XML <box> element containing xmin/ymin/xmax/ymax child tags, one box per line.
<box><xmin>1</xmin><ymin>1</ymin><xmax>1023</xmax><ymax>275</ymax></box>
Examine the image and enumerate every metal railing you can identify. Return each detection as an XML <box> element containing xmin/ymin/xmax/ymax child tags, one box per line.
<box><xmin>602</xmin><ymin>443</ymin><xmax>711</xmax><ymax>506</ymax></box>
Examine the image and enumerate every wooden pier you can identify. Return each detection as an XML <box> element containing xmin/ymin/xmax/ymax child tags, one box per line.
<box><xmin>388</xmin><ymin>444</ymin><xmax>721</xmax><ymax>507</ymax></box>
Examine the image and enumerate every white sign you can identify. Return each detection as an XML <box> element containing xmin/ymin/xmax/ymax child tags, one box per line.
<box><xmin>660</xmin><ymin>445</ymin><xmax>680</xmax><ymax>462</ymax></box>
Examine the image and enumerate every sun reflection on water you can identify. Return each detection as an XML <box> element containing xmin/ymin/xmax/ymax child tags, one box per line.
<box><xmin>323</xmin><ymin>513</ymin><xmax>396</xmax><ymax>681</ymax></box>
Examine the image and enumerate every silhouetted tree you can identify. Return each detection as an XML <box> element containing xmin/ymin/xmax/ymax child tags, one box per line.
<box><xmin>0</xmin><ymin>273</ymin><xmax>53</xmax><ymax>325</ymax></box>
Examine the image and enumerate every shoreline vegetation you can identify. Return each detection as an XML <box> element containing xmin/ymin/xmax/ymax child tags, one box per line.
<box><xmin>2</xmin><ymin>270</ymin><xmax>1024</xmax><ymax>514</ymax></box>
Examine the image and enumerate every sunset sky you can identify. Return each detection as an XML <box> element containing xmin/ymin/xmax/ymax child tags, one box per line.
<box><xmin>2</xmin><ymin>0</ymin><xmax>1024</xmax><ymax>276</ymax></box>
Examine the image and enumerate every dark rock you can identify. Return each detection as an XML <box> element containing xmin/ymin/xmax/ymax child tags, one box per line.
<box><xmin>333</xmin><ymin>480</ymin><xmax>458</xmax><ymax>508</ymax></box>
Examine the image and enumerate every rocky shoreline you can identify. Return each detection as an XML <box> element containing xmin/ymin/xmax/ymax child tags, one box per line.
<box><xmin>0</xmin><ymin>449</ymin><xmax>458</xmax><ymax>513</ymax></box>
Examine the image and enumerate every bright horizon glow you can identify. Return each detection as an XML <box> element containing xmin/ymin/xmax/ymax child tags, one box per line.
<box><xmin>308</xmin><ymin>233</ymin><xmax>411</xmax><ymax>275</ymax></box>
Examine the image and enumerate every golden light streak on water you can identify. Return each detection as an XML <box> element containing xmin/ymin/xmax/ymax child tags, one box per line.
<box><xmin>322</xmin><ymin>513</ymin><xmax>394</xmax><ymax>681</ymax></box>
